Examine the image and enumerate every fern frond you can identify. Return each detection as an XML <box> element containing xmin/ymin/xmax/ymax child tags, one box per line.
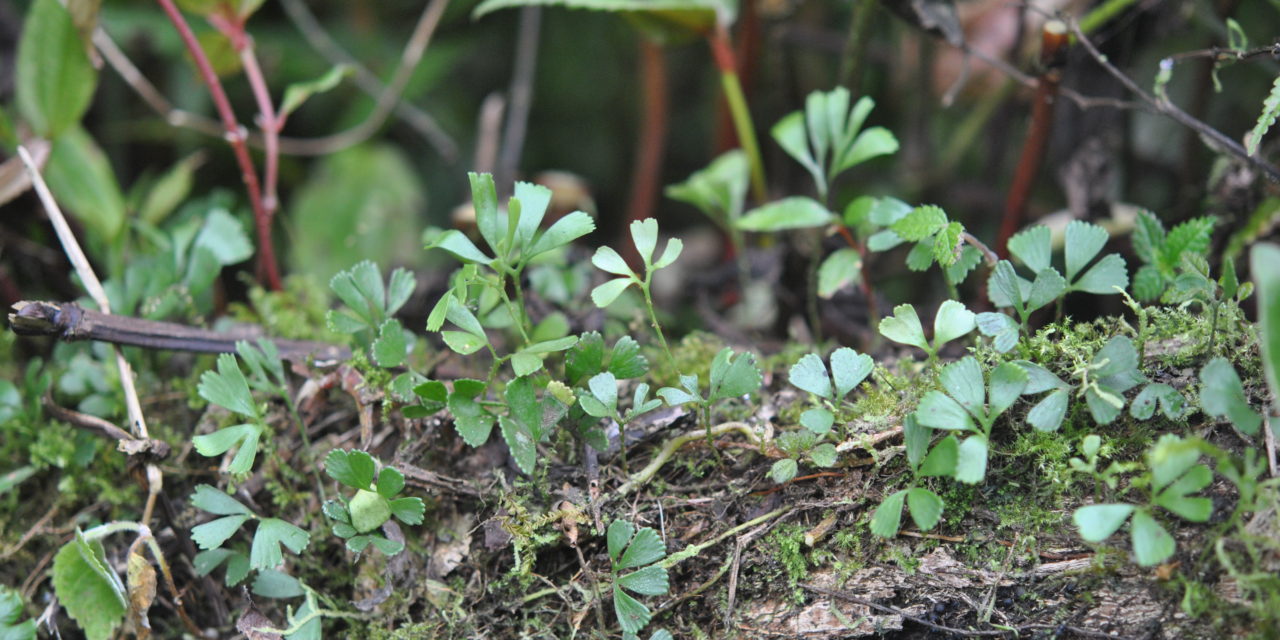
<box><xmin>1247</xmin><ymin>74</ymin><xmax>1280</xmax><ymax>156</ymax></box>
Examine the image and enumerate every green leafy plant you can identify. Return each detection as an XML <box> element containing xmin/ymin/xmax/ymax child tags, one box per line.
<box><xmin>1130</xmin><ymin>211</ymin><xmax>1217</xmax><ymax>302</ymax></box>
<box><xmin>1072</xmin><ymin>336</ymin><xmax>1148</xmax><ymax>426</ymax></box>
<box><xmin>1248</xmin><ymin>74</ymin><xmax>1280</xmax><ymax>156</ymax></box>
<box><xmin>915</xmin><ymin>356</ymin><xmax>1028</xmax><ymax>483</ymax></box>
<box><xmin>580</xmin><ymin>373</ymin><xmax>662</xmax><ymax>473</ymax></box>
<box><xmin>193</xmin><ymin>352</ymin><xmax>271</xmax><ymax>475</ymax></box>
<box><xmin>877</xmin><ymin>301</ymin><xmax>976</xmax><ymax>362</ymax></box>
<box><xmin>656</xmin><ymin>347</ymin><xmax>762</xmax><ymax>450</ymax></box>
<box><xmin>864</xmin><ymin>203</ymin><xmax>985</xmax><ymax>292</ymax></box>
<box><xmin>1199</xmin><ymin>357</ymin><xmax>1265</xmax><ymax>436</ymax></box>
<box><xmin>1252</xmin><ymin>242</ymin><xmax>1280</xmax><ymax>434</ymax></box>
<box><xmin>326</xmin><ymin>260</ymin><xmax>416</xmax><ymax>366</ymax></box>
<box><xmin>592</xmin><ymin>218</ymin><xmax>683</xmax><ymax>369</ymax></box>
<box><xmin>1068</xmin><ymin>434</ymin><xmax>1141</xmax><ymax>498</ymax></box>
<box><xmin>870</xmin><ymin>414</ymin><xmax>953</xmax><ymax>537</ymax></box>
<box><xmin>189</xmin><ymin>484</ymin><xmax>311</xmax><ymax>586</ymax></box>
<box><xmin>606</xmin><ymin>519</ymin><xmax>670</xmax><ymax>639</ymax></box>
<box><xmin>788</xmin><ymin>346</ymin><xmax>874</xmax><ymax>434</ymax></box>
<box><xmin>321</xmin><ymin>450</ymin><xmax>425</xmax><ymax>555</ymax></box>
<box><xmin>427</xmin><ymin>174</ymin><xmax>594</xmax><ymax>350</ymax></box>
<box><xmin>0</xmin><ymin>586</ymin><xmax>35</xmax><ymax>640</ymax></box>
<box><xmin>768</xmin><ymin>430</ymin><xmax>838</xmax><ymax>484</ymax></box>
<box><xmin>1072</xmin><ymin>434</ymin><xmax>1213</xmax><ymax>566</ymax></box>
<box><xmin>666</xmin><ymin>150</ymin><xmax>749</xmax><ymax>277</ymax></box>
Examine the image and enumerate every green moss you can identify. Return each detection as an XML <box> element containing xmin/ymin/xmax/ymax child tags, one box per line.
<box><xmin>766</xmin><ymin>523</ymin><xmax>810</xmax><ymax>595</ymax></box>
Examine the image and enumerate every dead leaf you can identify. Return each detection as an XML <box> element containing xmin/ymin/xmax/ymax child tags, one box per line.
<box><xmin>236</xmin><ymin>607</ymin><xmax>282</xmax><ymax>640</ymax></box>
<box><xmin>126</xmin><ymin>549</ymin><xmax>156</xmax><ymax>640</ymax></box>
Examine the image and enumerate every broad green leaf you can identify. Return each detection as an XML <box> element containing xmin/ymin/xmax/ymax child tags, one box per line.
<box><xmin>527</xmin><ymin>211</ymin><xmax>595</xmax><ymax>257</ymax></box>
<box><xmin>445</xmin><ymin>298</ymin><xmax>486</xmax><ymax>338</ymax></box>
<box><xmin>406</xmin><ymin>379</ymin><xmax>448</xmax><ymax>416</ymax></box>
<box><xmin>945</xmin><ymin>245</ymin><xmax>983</xmax><ymax>285</ymax></box>
<box><xmin>919</xmin><ymin>435</ymin><xmax>958</xmax><ymax>477</ymax></box>
<box><xmin>800</xmin><ymin>408</ymin><xmax>834</xmax><ymax>434</ymax></box>
<box><xmin>954</xmin><ymin>435</ymin><xmax>988</xmax><ymax>483</ymax></box>
<box><xmin>499</xmin><ymin>413</ymin><xmax>538</xmax><ymax>474</ymax></box>
<box><xmin>1162</xmin><ymin>217</ymin><xmax>1216</xmax><ymax>273</ymax></box>
<box><xmin>512</xmin><ymin>181</ymin><xmax>552</xmax><ymax>251</ymax></box>
<box><xmin>1130</xmin><ymin>383</ymin><xmax>1184</xmax><ymax>420</ymax></box>
<box><xmin>1093</xmin><ymin>336</ymin><xmax>1140</xmax><ymax>380</ymax></box>
<box><xmin>808</xmin><ymin>443</ymin><xmax>838</xmax><ymax>467</ymax></box>
<box><xmin>592</xmin><ymin>277</ymin><xmax>634</xmax><ymax>307</ymax></box>
<box><xmin>17</xmin><ymin>0</ymin><xmax>97</xmax><ymax>138</ymax></box>
<box><xmin>789</xmin><ymin>354</ymin><xmax>832</xmax><ymax>399</ymax></box>
<box><xmin>510</xmin><ymin>353</ymin><xmax>544</xmax><ymax>377</ymax></box>
<box><xmin>830</xmin><ymin>347</ymin><xmax>873</xmax><ymax>398</ymax></box>
<box><xmin>988</xmin><ymin>261</ymin><xmax>1027</xmax><ymax>311</ymax></box>
<box><xmin>44</xmin><ymin>127</ymin><xmax>126</xmax><ymax>241</ymax></box>
<box><xmin>817</xmin><ymin>248</ymin><xmax>861</xmax><ymax>298</ymax></box>
<box><xmin>890</xmin><ymin>205</ymin><xmax>947</xmax><ymax>242</ymax></box>
<box><xmin>988</xmin><ymin>362</ymin><xmax>1028</xmax><ymax>418</ymax></box>
<box><xmin>878</xmin><ymin>304</ymin><xmax>928</xmax><ymax>351</ymax></box>
<box><xmin>916</xmin><ymin>391</ymin><xmax>974</xmax><ymax>432</ymax></box>
<box><xmin>708</xmin><ymin>348</ymin><xmax>762</xmax><ymax>401</ymax></box>
<box><xmin>905</xmin><ymin>240</ymin><xmax>936</xmax><ymax>271</ymax></box>
<box><xmin>448</xmin><ymin>378</ymin><xmax>491</xmax><ymax>445</ymax></box>
<box><xmin>372</xmin><ymin>319</ymin><xmax>408</xmax><ymax>368</ymax></box>
<box><xmin>607</xmin><ymin>520</ymin><xmax>635</xmax><ymax>563</ymax></box>
<box><xmin>617</xmin><ymin>527</ymin><xmax>665</xmax><ymax>570</ymax></box>
<box><xmin>1132</xmin><ymin>265</ymin><xmax>1165</xmax><ymax>301</ymax></box>
<box><xmin>613</xmin><ymin>588</ymin><xmax>653</xmax><ymax>636</ymax></box>
<box><xmin>1085</xmin><ymin>385</ymin><xmax>1126</xmax><ymax>425</ymax></box>
<box><xmin>1007</xmin><ymin>225</ymin><xmax>1051</xmax><ymax>273</ymax></box>
<box><xmin>52</xmin><ymin>533</ymin><xmax>125</xmax><ymax>640</ymax></box>
<box><xmin>1027</xmin><ymin>269</ymin><xmax>1068</xmax><ymax>311</ymax></box>
<box><xmin>631</xmin><ymin>218</ymin><xmax>659</xmax><ymax>265</ymax></box>
<box><xmin>976</xmin><ymin>312</ymin><xmax>1019</xmax><ymax>353</ymax></box>
<box><xmin>367</xmin><ymin>536</ymin><xmax>405</xmax><ymax>556</ymax></box>
<box><xmin>1199</xmin><ymin>358</ymin><xmax>1260</xmax><ymax>435</ymax></box>
<box><xmin>389</xmin><ymin>497</ymin><xmax>426</xmax><ymax>525</ymax></box>
<box><xmin>325</xmin><ymin>449</ymin><xmax>376</xmax><ymax>489</ymax></box>
<box><xmin>442</xmin><ymin>331</ymin><xmax>486</xmax><ymax>355</ymax></box>
<box><xmin>1073</xmin><ymin>504</ymin><xmax>1134</xmax><ymax>542</ymax></box>
<box><xmin>0</xmin><ymin>585</ymin><xmax>36</xmax><ymax>640</ymax></box>
<box><xmin>251</xmin><ymin>569</ymin><xmax>303</xmax><ymax>599</ymax></box>
<box><xmin>869</xmin><ymin>489</ymin><xmax>907</xmax><ymax>537</ymax></box>
<box><xmin>866</xmin><ymin>229</ymin><xmax>903</xmax><ymax>252</ymax></box>
<box><xmin>566</xmin><ymin>332</ymin><xmax>605</xmax><ymax>385</ymax></box>
<box><xmin>772</xmin><ymin>112</ymin><xmax>824</xmax><ymax>194</ymax></box>
<box><xmin>770</xmin><ymin>457</ymin><xmax>796</xmax><ymax>483</ymax></box>
<box><xmin>1064</xmin><ymin>220</ymin><xmax>1109</xmax><ymax>282</ymax></box>
<box><xmin>348</xmin><ymin>490</ymin><xmax>391</xmax><ymax>533</ymax></box>
<box><xmin>1130</xmin><ymin>510</ymin><xmax>1175</xmax><ymax>566</ymax></box>
<box><xmin>1014</xmin><ymin>360</ymin><xmax>1066</xmax><ymax>394</ymax></box>
<box><xmin>906</xmin><ymin>488</ymin><xmax>943</xmax><ymax>531</ymax></box>
<box><xmin>939</xmin><ymin>357</ymin><xmax>984</xmax><ymax>418</ymax></box>
<box><xmin>1071</xmin><ymin>254</ymin><xmax>1128</xmax><ymax>295</ymax></box>
<box><xmin>593</xmin><ymin>246</ymin><xmax>633</xmax><ymax>276</ymax></box>
<box><xmin>657</xmin><ymin>379</ymin><xmax>699</xmax><ymax>406</ymax></box>
<box><xmin>1253</xmin><ymin>243</ymin><xmax>1280</xmax><ymax>408</ymax></box>
<box><xmin>837</xmin><ymin>127</ymin><xmax>898</xmax><ymax>173</ymax></box>
<box><xmin>191</xmin><ymin>515</ymin><xmax>250</xmax><ymax>550</ymax></box>
<box><xmin>903</xmin><ymin>413</ymin><xmax>928</xmax><ymax>468</ymax></box>
<box><xmin>652</xmin><ymin>238</ymin><xmax>683</xmax><ymax>269</ymax></box>
<box><xmin>386</xmin><ymin>268</ymin><xmax>416</xmax><ymax>316</ymax></box>
<box><xmin>280</xmin><ymin>65</ymin><xmax>351</xmax><ymax>119</ymax></box>
<box><xmin>1154</xmin><ymin>464</ymin><xmax>1212</xmax><ymax>522</ymax></box>
<box><xmin>588</xmin><ymin>372</ymin><xmax>619</xmax><ymax>414</ymax></box>
<box><xmin>608</xmin><ymin>336</ymin><xmax>649</xmax><ymax>379</ymax></box>
<box><xmin>427</xmin><ymin>229</ymin><xmax>493</xmax><ymax>265</ymax></box>
<box><xmin>199</xmin><ymin>354</ymin><xmax>256</xmax><ymax>417</ymax></box>
<box><xmin>618</xmin><ymin>565</ymin><xmax>669</xmax><ymax>596</ymax></box>
<box><xmin>1148</xmin><ymin>433</ymin><xmax>1203</xmax><ymax>490</ymax></box>
<box><xmin>469</xmin><ymin>173</ymin><xmax>502</xmax><ymax>256</ymax></box>
<box><xmin>666</xmin><ymin>150</ymin><xmax>748</xmax><ymax>226</ymax></box>
<box><xmin>736</xmin><ymin>197</ymin><xmax>834</xmax><ymax>231</ymax></box>
<box><xmin>1131</xmin><ymin>210</ymin><xmax>1165</xmax><ymax>266</ymax></box>
<box><xmin>190</xmin><ymin>484</ymin><xmax>252</xmax><ymax>516</ymax></box>
<box><xmin>1026</xmin><ymin>389</ymin><xmax>1069</xmax><ymax>432</ymax></box>
<box><xmin>376</xmin><ymin>467</ymin><xmax>405</xmax><ymax>498</ymax></box>
<box><xmin>250</xmin><ymin>518</ymin><xmax>310</xmax><ymax>570</ymax></box>
<box><xmin>932</xmin><ymin>300</ymin><xmax>975</xmax><ymax>346</ymax></box>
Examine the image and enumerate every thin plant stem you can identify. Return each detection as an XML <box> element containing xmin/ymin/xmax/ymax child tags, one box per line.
<box><xmin>153</xmin><ymin>0</ymin><xmax>282</xmax><ymax>290</ymax></box>
<box><xmin>708</xmin><ymin>24</ymin><xmax>767</xmax><ymax>204</ymax></box>
<box><xmin>640</xmin><ymin>274</ymin><xmax>676</xmax><ymax>375</ymax></box>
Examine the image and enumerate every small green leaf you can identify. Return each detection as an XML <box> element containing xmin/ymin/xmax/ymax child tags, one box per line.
<box><xmin>817</xmin><ymin>248</ymin><xmax>861</xmax><ymax>298</ymax></box>
<box><xmin>707</xmin><ymin>348</ymin><xmax>762</xmax><ymax>401</ymax></box>
<box><xmin>325</xmin><ymin>449</ymin><xmax>377</xmax><ymax>490</ymax></box>
<box><xmin>1252</xmin><ymin>243</ymin><xmax>1280</xmax><ymax>410</ymax></box>
<box><xmin>1028</xmin><ymin>269</ymin><xmax>1068</xmax><ymax>310</ymax></box>
<box><xmin>348</xmin><ymin>489</ymin><xmax>392</xmax><ymax>534</ymax></box>
<box><xmin>139</xmin><ymin>152</ymin><xmax>202</xmax><ymax>225</ymax></box>
<box><xmin>800</xmin><ymin>408</ymin><xmax>834</xmax><ymax>434</ymax></box>
<box><xmin>736</xmin><ymin>197</ymin><xmax>834</xmax><ymax>231</ymax></box>
<box><xmin>617</xmin><ymin>527</ymin><xmax>666</xmax><ymax>570</ymax></box>
<box><xmin>1071</xmin><ymin>254</ymin><xmax>1129</xmax><ymax>295</ymax></box>
<box><xmin>652</xmin><ymin>238</ymin><xmax>683</xmax><ymax>269</ymax></box>
<box><xmin>191</xmin><ymin>515</ymin><xmax>250</xmax><ymax>550</ymax></box>
<box><xmin>954</xmin><ymin>435</ymin><xmax>988</xmax><ymax>483</ymax></box>
<box><xmin>192</xmin><ymin>424</ymin><xmax>262</xmax><ymax>475</ymax></box>
<box><xmin>1064</xmin><ymin>220</ymin><xmax>1109</xmax><ymax>282</ymax></box>
<box><xmin>613</xmin><ymin>587</ymin><xmax>653</xmax><ymax>636</ymax></box>
<box><xmin>1073</xmin><ymin>504</ymin><xmax>1134</xmax><ymax>542</ymax></box>
<box><xmin>0</xmin><ymin>585</ymin><xmax>36</xmax><ymax>640</ymax></box>
<box><xmin>1199</xmin><ymin>357</ymin><xmax>1261</xmax><ymax>436</ymax></box>
<box><xmin>449</xmin><ymin>380</ymin><xmax>494</xmax><ymax>447</ymax></box>
<box><xmin>587</xmin><ymin>372</ymin><xmax>619</xmax><ymax>415</ymax></box>
<box><xmin>190</xmin><ymin>484</ymin><xmax>252</xmax><ymax>516</ymax></box>
<box><xmin>618</xmin><ymin>565</ymin><xmax>670</xmax><ymax>596</ymax></box>
<box><xmin>1007</xmin><ymin>225</ymin><xmax>1051</xmax><ymax>273</ymax></box>
<box><xmin>630</xmin><ymin>218</ymin><xmax>659</xmax><ymax>264</ymax></box>
<box><xmin>932</xmin><ymin>300</ymin><xmax>975</xmax><ymax>347</ymax></box>
<box><xmin>830</xmin><ymin>347</ymin><xmax>873</xmax><ymax>398</ymax></box>
<box><xmin>390</xmin><ymin>496</ymin><xmax>426</xmax><ymax>525</ymax></box>
<box><xmin>250</xmin><ymin>518</ymin><xmax>310</xmax><ymax>570</ymax></box>
<box><xmin>372</xmin><ymin>319</ymin><xmax>409</xmax><ymax>368</ymax></box>
<box><xmin>1026</xmin><ymin>389</ymin><xmax>1069</xmax><ymax>432</ymax></box>
<box><xmin>16</xmin><ymin>0</ymin><xmax>97</xmax><ymax>138</ymax></box>
<box><xmin>52</xmin><ymin>533</ymin><xmax>126</xmax><ymax>640</ymax></box>
<box><xmin>376</xmin><ymin>467</ymin><xmax>405</xmax><ymax>499</ymax></box>
<box><xmin>199</xmin><ymin>354</ymin><xmax>257</xmax><ymax>417</ymax></box>
<box><xmin>279</xmin><ymin>65</ymin><xmax>351</xmax><ymax>119</ymax></box>
<box><xmin>1132</xmin><ymin>210</ymin><xmax>1165</xmax><ymax>266</ymax></box>
<box><xmin>528</xmin><ymin>211</ymin><xmax>595</xmax><ymax>257</ymax></box>
<box><xmin>890</xmin><ymin>205</ymin><xmax>947</xmax><ymax>242</ymax></box>
<box><xmin>919</xmin><ymin>435</ymin><xmax>958</xmax><ymax>477</ymax></box>
<box><xmin>916</xmin><ymin>391</ymin><xmax>974</xmax><ymax>432</ymax></box>
<box><xmin>770</xmin><ymin>458</ymin><xmax>798</xmax><ymax>484</ymax></box>
<box><xmin>1132</xmin><ymin>265</ymin><xmax>1165</xmax><ymax>301</ymax></box>
<box><xmin>1130</xmin><ymin>510</ymin><xmax>1175</xmax><ymax>566</ymax></box>
<box><xmin>906</xmin><ymin>488</ymin><xmax>943</xmax><ymax>531</ymax></box>
<box><xmin>607</xmin><ymin>520</ymin><xmax>635</xmax><ymax>564</ymax></box>
<box><xmin>939</xmin><ymin>357</ymin><xmax>985</xmax><ymax>418</ymax></box>
<box><xmin>1130</xmin><ymin>383</ymin><xmax>1184</xmax><ymax>420</ymax></box>
<box><xmin>808</xmin><ymin>443</ymin><xmax>838</xmax><ymax>468</ymax></box>
<box><xmin>870</xmin><ymin>489</ymin><xmax>907</xmax><ymax>537</ymax></box>
<box><xmin>789</xmin><ymin>354</ymin><xmax>832</xmax><ymax>399</ymax></box>
<box><xmin>499</xmin><ymin>413</ymin><xmax>538</xmax><ymax>475</ymax></box>
<box><xmin>878</xmin><ymin>304</ymin><xmax>928</xmax><ymax>351</ymax></box>
<box><xmin>608</xmin><ymin>336</ymin><xmax>649</xmax><ymax>379</ymax></box>
<box><xmin>988</xmin><ymin>361</ymin><xmax>1029</xmax><ymax>418</ymax></box>
<box><xmin>976</xmin><ymin>312</ymin><xmax>1019</xmax><ymax>353</ymax></box>
<box><xmin>251</xmin><ymin>569</ymin><xmax>303</xmax><ymax>599</ymax></box>
<box><xmin>427</xmin><ymin>230</ymin><xmax>494</xmax><ymax>265</ymax></box>
<box><xmin>593</xmin><ymin>246</ymin><xmax>633</xmax><ymax>276</ymax></box>
<box><xmin>592</xmin><ymin>277</ymin><xmax>634</xmax><ymax>308</ymax></box>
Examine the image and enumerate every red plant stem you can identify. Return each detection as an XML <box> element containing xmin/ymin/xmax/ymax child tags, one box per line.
<box><xmin>154</xmin><ymin>0</ymin><xmax>283</xmax><ymax>290</ymax></box>
<box><xmin>707</xmin><ymin>23</ymin><xmax>767</xmax><ymax>204</ymax></box>
<box><xmin>996</xmin><ymin>22</ymin><xmax>1068</xmax><ymax>258</ymax></box>
<box><xmin>622</xmin><ymin>39</ymin><xmax>670</xmax><ymax>268</ymax></box>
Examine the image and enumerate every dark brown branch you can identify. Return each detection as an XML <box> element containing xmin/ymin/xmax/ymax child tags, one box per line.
<box><xmin>42</xmin><ymin>393</ymin><xmax>171</xmax><ymax>461</ymax></box>
<box><xmin>9</xmin><ymin>301</ymin><xmax>349</xmax><ymax>364</ymax></box>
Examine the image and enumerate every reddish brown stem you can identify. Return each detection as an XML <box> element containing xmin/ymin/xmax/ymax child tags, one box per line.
<box><xmin>996</xmin><ymin>22</ymin><xmax>1068</xmax><ymax>258</ymax></box>
<box><xmin>621</xmin><ymin>39</ymin><xmax>669</xmax><ymax>268</ymax></box>
<box><xmin>155</xmin><ymin>0</ymin><xmax>283</xmax><ymax>290</ymax></box>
